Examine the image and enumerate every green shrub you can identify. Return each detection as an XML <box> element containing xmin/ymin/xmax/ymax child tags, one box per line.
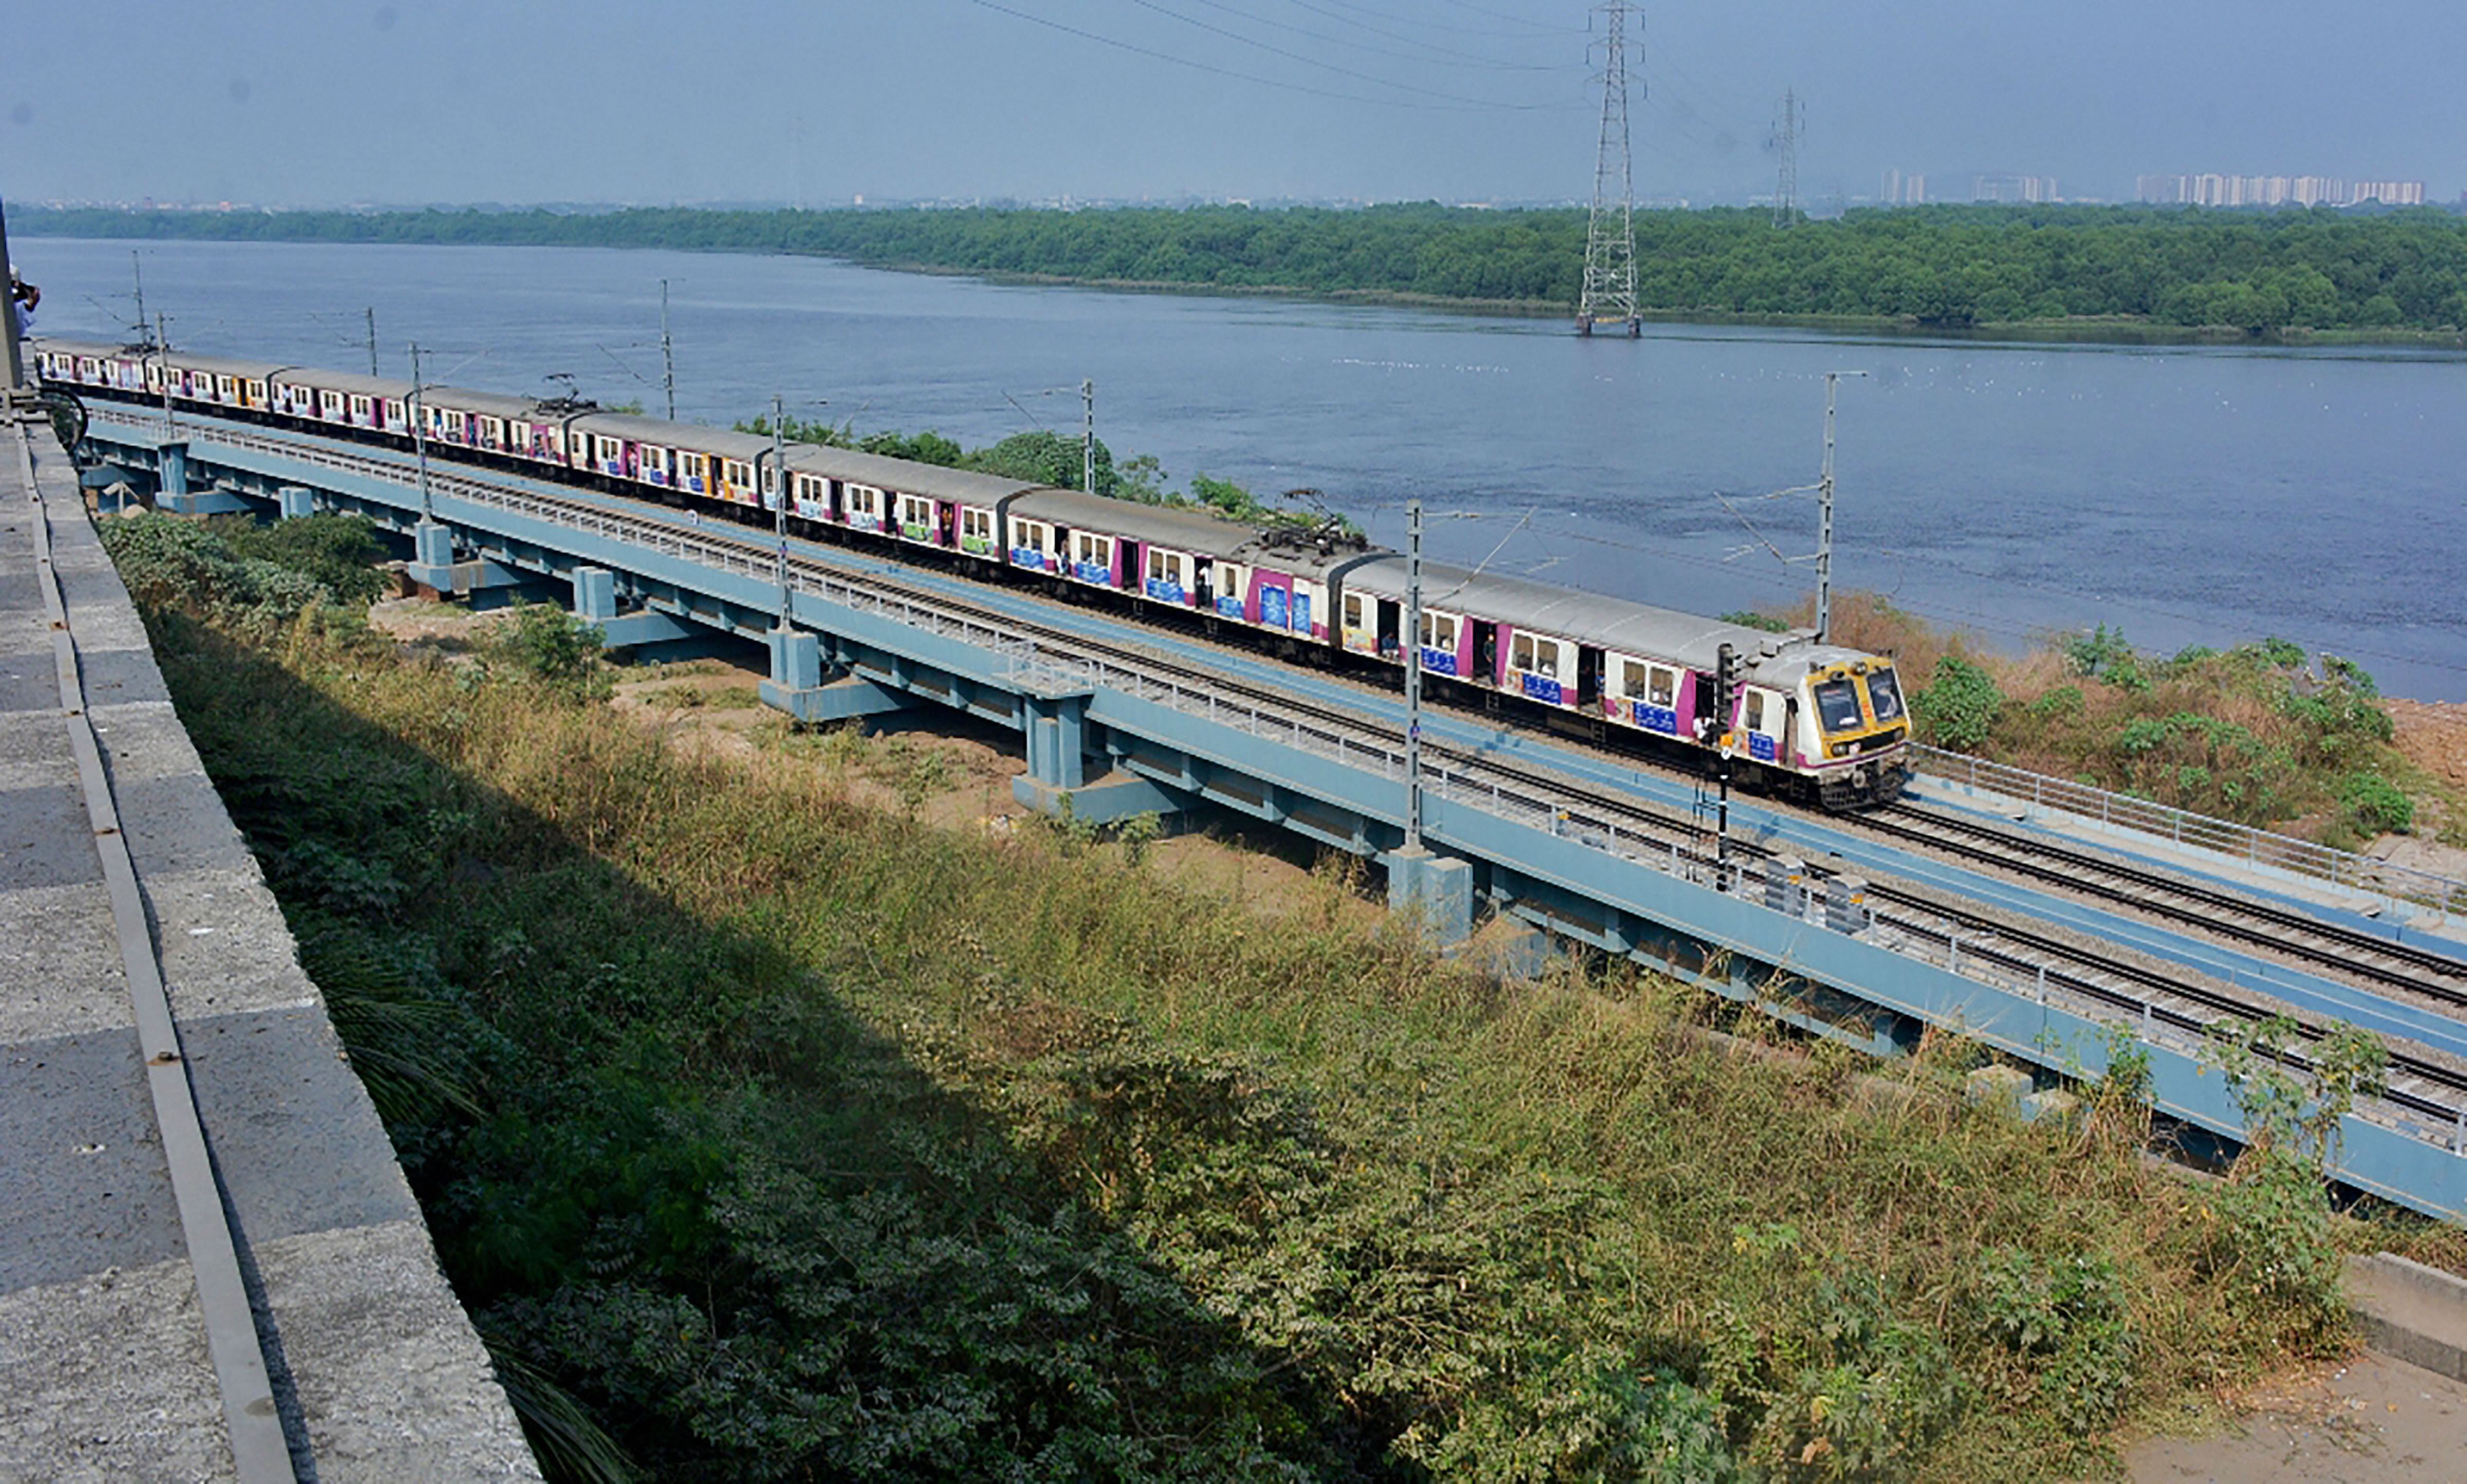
<box><xmin>494</xmin><ymin>603</ymin><xmax>611</xmax><ymax>701</ymax></box>
<box><xmin>1911</xmin><ymin>655</ymin><xmax>2003</xmax><ymax>751</ymax></box>
<box><xmin>212</xmin><ymin>512</ymin><xmax>390</xmax><ymax>605</ymax></box>
<box><xmin>2340</xmin><ymin>772</ymin><xmax>2414</xmax><ymax>837</ymax></box>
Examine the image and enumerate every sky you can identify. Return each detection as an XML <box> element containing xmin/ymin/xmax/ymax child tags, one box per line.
<box><xmin>6</xmin><ymin>1</ymin><xmax>2463</xmax><ymax>210</ymax></box>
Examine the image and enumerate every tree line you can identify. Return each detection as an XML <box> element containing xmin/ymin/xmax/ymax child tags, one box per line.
<box><xmin>23</xmin><ymin>200</ymin><xmax>2467</xmax><ymax>332</ymax></box>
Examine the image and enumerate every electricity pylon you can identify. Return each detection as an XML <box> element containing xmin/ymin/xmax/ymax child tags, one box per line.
<box><xmin>1772</xmin><ymin>89</ymin><xmax>1803</xmax><ymax>227</ymax></box>
<box><xmin>1578</xmin><ymin>1</ymin><xmax>1641</xmax><ymax>338</ymax></box>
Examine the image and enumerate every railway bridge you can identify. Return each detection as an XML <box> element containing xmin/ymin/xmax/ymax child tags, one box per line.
<box><xmin>75</xmin><ymin>401</ymin><xmax>2467</xmax><ymax>1225</ymax></box>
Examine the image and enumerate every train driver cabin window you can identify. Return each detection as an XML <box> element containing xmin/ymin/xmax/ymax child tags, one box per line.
<box><xmin>1865</xmin><ymin>667</ymin><xmax>1905</xmax><ymax>725</ymax></box>
<box><xmin>1813</xmin><ymin>677</ymin><xmax>1865</xmax><ymax>733</ymax></box>
<box><xmin>1744</xmin><ymin>689</ymin><xmax>1768</xmax><ymax>734</ymax></box>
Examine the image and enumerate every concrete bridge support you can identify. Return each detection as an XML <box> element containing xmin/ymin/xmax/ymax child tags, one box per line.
<box><xmin>275</xmin><ymin>484</ymin><xmax>315</xmax><ymax>520</ymax></box>
<box><xmin>1386</xmin><ymin>845</ymin><xmax>1475</xmax><ymax>947</ymax></box>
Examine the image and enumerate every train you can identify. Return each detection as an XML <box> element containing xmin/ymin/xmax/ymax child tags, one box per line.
<box><xmin>34</xmin><ymin>335</ymin><xmax>1911</xmax><ymax>807</ymax></box>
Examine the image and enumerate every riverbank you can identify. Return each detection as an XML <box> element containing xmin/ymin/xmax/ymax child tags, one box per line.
<box><xmin>864</xmin><ymin>263</ymin><xmax>2467</xmax><ymax>348</ymax></box>
<box><xmin>21</xmin><ymin>201</ymin><xmax>2467</xmax><ymax>350</ymax></box>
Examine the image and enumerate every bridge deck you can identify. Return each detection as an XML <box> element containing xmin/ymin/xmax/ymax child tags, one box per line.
<box><xmin>0</xmin><ymin>404</ymin><xmax>536</xmax><ymax>1480</ymax></box>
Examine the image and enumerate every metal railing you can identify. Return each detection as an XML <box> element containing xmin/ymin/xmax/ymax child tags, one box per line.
<box><xmin>1911</xmin><ymin>744</ymin><xmax>2467</xmax><ymax>916</ymax></box>
<box><xmin>87</xmin><ymin>410</ymin><xmax>2467</xmax><ymax>1155</ymax></box>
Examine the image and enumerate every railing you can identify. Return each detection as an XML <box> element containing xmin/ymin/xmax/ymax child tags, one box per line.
<box><xmin>85</xmin><ymin>410</ymin><xmax>2467</xmax><ymax>1155</ymax></box>
<box><xmin>1911</xmin><ymin>744</ymin><xmax>2467</xmax><ymax>917</ymax></box>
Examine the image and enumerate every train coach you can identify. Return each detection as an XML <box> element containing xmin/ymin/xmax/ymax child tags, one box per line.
<box><xmin>34</xmin><ymin>335</ymin><xmax>1910</xmax><ymax>806</ymax></box>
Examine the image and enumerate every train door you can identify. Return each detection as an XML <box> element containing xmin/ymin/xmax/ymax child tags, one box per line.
<box><xmin>1739</xmin><ymin>687</ymin><xmax>1783</xmax><ymax>763</ymax></box>
<box><xmin>1469</xmin><ymin>619</ymin><xmax>1500</xmax><ymax>686</ymax></box>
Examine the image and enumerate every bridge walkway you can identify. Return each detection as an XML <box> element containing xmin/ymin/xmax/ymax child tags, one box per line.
<box><xmin>0</xmin><ymin>403</ymin><xmax>537</xmax><ymax>1480</ymax></box>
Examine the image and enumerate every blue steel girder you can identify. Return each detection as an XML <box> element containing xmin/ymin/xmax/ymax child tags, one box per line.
<box><xmin>76</xmin><ymin>414</ymin><xmax>2467</xmax><ymax>1221</ymax></box>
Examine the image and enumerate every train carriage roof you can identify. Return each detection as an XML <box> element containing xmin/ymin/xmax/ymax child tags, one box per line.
<box><xmin>35</xmin><ymin>336</ymin><xmax>157</xmax><ymax>361</ymax></box>
<box><xmin>411</xmin><ymin>384</ymin><xmax>563</xmax><ymax>420</ymax></box>
<box><xmin>1008</xmin><ymin>486</ymin><xmax>1266</xmax><ymax>558</ymax></box>
<box><xmin>782</xmin><ymin>443</ymin><xmax>1041</xmax><ymax>506</ymax></box>
<box><xmin>275</xmin><ymin>364</ymin><xmax>414</xmax><ymax>400</ymax></box>
<box><xmin>568</xmin><ymin>412</ymin><xmax>777</xmax><ymax>460</ymax></box>
<box><xmin>1343</xmin><ymin>556</ymin><xmax>1872</xmax><ymax>677</ymax></box>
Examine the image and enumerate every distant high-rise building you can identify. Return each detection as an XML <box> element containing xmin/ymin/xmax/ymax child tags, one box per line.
<box><xmin>1973</xmin><ymin>174</ymin><xmax>2058</xmax><ymax>204</ymax></box>
<box><xmin>1880</xmin><ymin>170</ymin><xmax>1928</xmax><ymax>206</ymax></box>
<box><xmin>2137</xmin><ymin>173</ymin><xmax>2424</xmax><ymax>208</ymax></box>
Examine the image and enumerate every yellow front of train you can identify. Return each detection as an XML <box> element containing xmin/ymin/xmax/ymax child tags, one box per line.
<box><xmin>1802</xmin><ymin>657</ymin><xmax>1912</xmax><ymax>807</ymax></box>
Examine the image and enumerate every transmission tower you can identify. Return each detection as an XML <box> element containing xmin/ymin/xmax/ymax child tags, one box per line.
<box><xmin>1577</xmin><ymin>1</ymin><xmax>1640</xmax><ymax>338</ymax></box>
<box><xmin>1771</xmin><ymin>89</ymin><xmax>1803</xmax><ymax>227</ymax></box>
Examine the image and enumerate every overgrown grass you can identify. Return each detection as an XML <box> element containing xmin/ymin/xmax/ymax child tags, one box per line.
<box><xmin>1779</xmin><ymin>593</ymin><xmax>2436</xmax><ymax>847</ymax></box>
<box><xmin>109</xmin><ymin>521</ymin><xmax>2467</xmax><ymax>1480</ymax></box>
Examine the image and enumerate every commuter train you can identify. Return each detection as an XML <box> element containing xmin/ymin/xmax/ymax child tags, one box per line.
<box><xmin>34</xmin><ymin>336</ymin><xmax>1911</xmax><ymax>806</ymax></box>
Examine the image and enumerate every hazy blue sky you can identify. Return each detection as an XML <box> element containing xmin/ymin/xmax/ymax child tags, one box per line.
<box><xmin>8</xmin><ymin>2</ymin><xmax>2462</xmax><ymax>208</ymax></box>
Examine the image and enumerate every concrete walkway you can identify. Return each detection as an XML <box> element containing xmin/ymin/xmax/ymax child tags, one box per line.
<box><xmin>0</xmin><ymin>404</ymin><xmax>537</xmax><ymax>1480</ymax></box>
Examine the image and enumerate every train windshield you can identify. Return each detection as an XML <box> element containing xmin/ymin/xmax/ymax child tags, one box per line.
<box><xmin>1864</xmin><ymin>669</ymin><xmax>1905</xmax><ymax>725</ymax></box>
<box><xmin>1812</xmin><ymin>677</ymin><xmax>1865</xmax><ymax>733</ymax></box>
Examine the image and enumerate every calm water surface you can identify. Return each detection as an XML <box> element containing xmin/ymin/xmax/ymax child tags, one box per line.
<box><xmin>26</xmin><ymin>236</ymin><xmax>2467</xmax><ymax>698</ymax></box>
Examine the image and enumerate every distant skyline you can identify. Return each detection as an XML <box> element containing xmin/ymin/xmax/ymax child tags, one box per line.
<box><xmin>6</xmin><ymin>2</ymin><xmax>2463</xmax><ymax>210</ymax></box>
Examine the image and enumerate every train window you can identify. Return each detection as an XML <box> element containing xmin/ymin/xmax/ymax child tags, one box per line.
<box><xmin>1419</xmin><ymin>612</ymin><xmax>1457</xmax><ymax>652</ymax></box>
<box><xmin>352</xmin><ymin>395</ymin><xmax>372</xmax><ymax>419</ymax></box>
<box><xmin>900</xmin><ymin>494</ymin><xmax>932</xmax><ymax>528</ymax></box>
<box><xmin>962</xmin><ymin>508</ymin><xmax>991</xmax><ymax>541</ymax></box>
<box><xmin>1864</xmin><ymin>669</ymin><xmax>1905</xmax><ymax>724</ymax></box>
<box><xmin>1648</xmin><ymin>666</ymin><xmax>1676</xmax><ymax>708</ymax></box>
<box><xmin>1531</xmin><ymin>637</ymin><xmax>1561</xmax><ymax>679</ymax></box>
<box><xmin>1511</xmin><ymin>633</ymin><xmax>1534</xmax><ymax>672</ymax></box>
<box><xmin>1745</xmin><ymin>691</ymin><xmax>1768</xmax><ymax>732</ymax></box>
<box><xmin>1621</xmin><ymin>660</ymin><xmax>1648</xmax><ymax>698</ymax></box>
<box><xmin>1813</xmin><ymin>678</ymin><xmax>1865</xmax><ymax>733</ymax></box>
<box><xmin>1343</xmin><ymin>593</ymin><xmax>1365</xmax><ymax>630</ymax></box>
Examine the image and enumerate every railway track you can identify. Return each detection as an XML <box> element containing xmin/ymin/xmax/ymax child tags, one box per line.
<box><xmin>89</xmin><ymin>407</ymin><xmax>2467</xmax><ymax>1147</ymax></box>
<box><xmin>1850</xmin><ymin>803</ymin><xmax>2467</xmax><ymax>1010</ymax></box>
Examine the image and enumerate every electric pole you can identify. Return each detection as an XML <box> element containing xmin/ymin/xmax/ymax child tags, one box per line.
<box><xmin>771</xmin><ymin>392</ymin><xmax>793</xmax><ymax>625</ymax></box>
<box><xmin>659</xmin><ymin>279</ymin><xmax>676</xmax><ymax>422</ymax></box>
<box><xmin>365</xmin><ymin>307</ymin><xmax>379</xmax><ymax>377</ymax></box>
<box><xmin>1772</xmin><ymin>89</ymin><xmax>1803</xmax><ymax>228</ymax></box>
<box><xmin>1080</xmin><ymin>378</ymin><xmax>1095</xmax><ymax>494</ymax></box>
<box><xmin>1403</xmin><ymin>499</ymin><xmax>1425</xmax><ymax>851</ymax></box>
<box><xmin>156</xmin><ymin>314</ymin><xmax>176</xmax><ymax>435</ymax></box>
<box><xmin>1815</xmin><ymin>369</ymin><xmax>1863</xmax><ymax>642</ymax></box>
<box><xmin>409</xmin><ymin>342</ymin><xmax>434</xmax><ymax>521</ymax></box>
<box><xmin>1578</xmin><ymin>1</ymin><xmax>1641</xmax><ymax>337</ymax></box>
<box><xmin>132</xmin><ymin>251</ymin><xmax>149</xmax><ymax>347</ymax></box>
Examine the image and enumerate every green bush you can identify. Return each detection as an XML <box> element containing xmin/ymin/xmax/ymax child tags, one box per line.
<box><xmin>494</xmin><ymin>603</ymin><xmax>612</xmax><ymax>701</ymax></box>
<box><xmin>2340</xmin><ymin>772</ymin><xmax>2414</xmax><ymax>837</ymax></box>
<box><xmin>1910</xmin><ymin>655</ymin><xmax>2003</xmax><ymax>751</ymax></box>
<box><xmin>212</xmin><ymin>512</ymin><xmax>390</xmax><ymax>605</ymax></box>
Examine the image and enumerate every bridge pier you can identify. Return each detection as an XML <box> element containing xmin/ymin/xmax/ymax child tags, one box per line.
<box><xmin>1385</xmin><ymin>844</ymin><xmax>1475</xmax><ymax>947</ymax></box>
<box><xmin>275</xmin><ymin>484</ymin><xmax>316</xmax><ymax>520</ymax></box>
<box><xmin>157</xmin><ymin>440</ymin><xmax>186</xmax><ymax>502</ymax></box>
<box><xmin>406</xmin><ymin>518</ymin><xmax>455</xmax><ymax>591</ymax></box>
<box><xmin>760</xmin><ymin>627</ymin><xmax>905</xmax><ymax>724</ymax></box>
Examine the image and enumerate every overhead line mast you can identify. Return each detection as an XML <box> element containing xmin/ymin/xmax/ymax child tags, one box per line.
<box><xmin>1577</xmin><ymin>0</ymin><xmax>1641</xmax><ymax>338</ymax></box>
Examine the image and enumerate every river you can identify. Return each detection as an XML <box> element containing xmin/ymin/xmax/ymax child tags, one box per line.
<box><xmin>23</xmin><ymin>235</ymin><xmax>2467</xmax><ymax>699</ymax></box>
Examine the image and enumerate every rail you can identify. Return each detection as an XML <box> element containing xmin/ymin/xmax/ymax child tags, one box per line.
<box><xmin>88</xmin><ymin>409</ymin><xmax>2467</xmax><ymax>1158</ymax></box>
<box><xmin>1910</xmin><ymin>743</ymin><xmax>2467</xmax><ymax>917</ymax></box>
